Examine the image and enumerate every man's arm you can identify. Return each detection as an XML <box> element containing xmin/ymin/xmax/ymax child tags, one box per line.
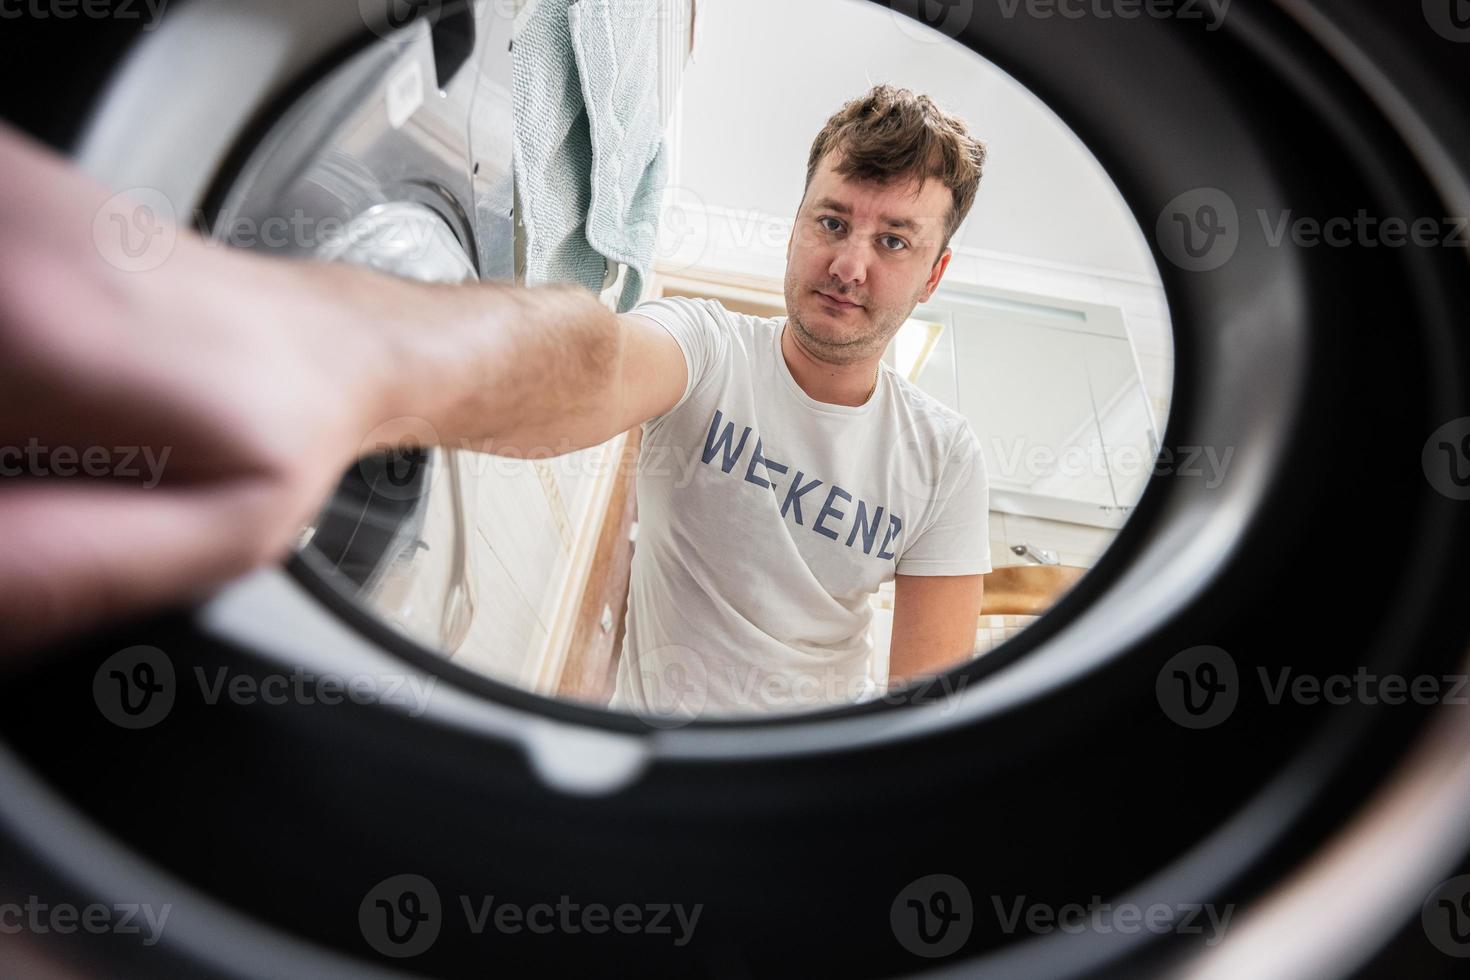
<box><xmin>0</xmin><ymin>120</ymin><xmax>686</xmax><ymax>653</ymax></box>
<box><xmin>888</xmin><ymin>573</ymin><xmax>985</xmax><ymax>687</ymax></box>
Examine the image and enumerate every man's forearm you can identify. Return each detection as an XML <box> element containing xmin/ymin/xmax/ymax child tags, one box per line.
<box><xmin>279</xmin><ymin>255</ymin><xmax>624</xmax><ymax>461</ymax></box>
<box><xmin>0</xmin><ymin>119</ymin><xmax>634</xmax><ymax>652</ymax></box>
<box><xmin>1</xmin><ymin>119</ymin><xmax>625</xmax><ymax>469</ymax></box>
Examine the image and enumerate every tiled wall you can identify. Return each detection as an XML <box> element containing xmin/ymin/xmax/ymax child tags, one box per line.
<box><xmin>868</xmin><ymin>508</ymin><xmax>1118</xmax><ymax>670</ymax></box>
<box><xmin>974</xmin><ymin>615</ymin><xmax>1040</xmax><ymax>657</ymax></box>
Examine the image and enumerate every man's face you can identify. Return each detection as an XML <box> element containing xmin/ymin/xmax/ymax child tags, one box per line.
<box><xmin>783</xmin><ymin>151</ymin><xmax>955</xmax><ymax>365</ymax></box>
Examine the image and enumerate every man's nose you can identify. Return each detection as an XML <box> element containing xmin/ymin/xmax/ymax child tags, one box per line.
<box><xmin>828</xmin><ymin>238</ymin><xmax>869</xmax><ymax>286</ymax></box>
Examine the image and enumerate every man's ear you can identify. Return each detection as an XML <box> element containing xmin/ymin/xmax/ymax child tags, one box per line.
<box><xmin>920</xmin><ymin>247</ymin><xmax>953</xmax><ymax>302</ymax></box>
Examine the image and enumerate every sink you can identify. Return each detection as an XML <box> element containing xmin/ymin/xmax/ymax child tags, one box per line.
<box><xmin>982</xmin><ymin>565</ymin><xmax>1087</xmax><ymax>616</ymax></box>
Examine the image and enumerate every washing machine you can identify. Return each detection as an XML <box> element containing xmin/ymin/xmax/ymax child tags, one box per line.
<box><xmin>2</xmin><ymin>1</ymin><xmax>1470</xmax><ymax>977</ymax></box>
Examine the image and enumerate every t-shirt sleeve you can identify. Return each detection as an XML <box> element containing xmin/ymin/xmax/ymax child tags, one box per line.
<box><xmin>896</xmin><ymin>424</ymin><xmax>993</xmax><ymax>576</ymax></box>
<box><xmin>626</xmin><ymin>295</ymin><xmax>729</xmax><ymax>426</ymax></box>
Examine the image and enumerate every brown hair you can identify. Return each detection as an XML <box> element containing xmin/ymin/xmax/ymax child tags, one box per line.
<box><xmin>803</xmin><ymin>84</ymin><xmax>987</xmax><ymax>263</ymax></box>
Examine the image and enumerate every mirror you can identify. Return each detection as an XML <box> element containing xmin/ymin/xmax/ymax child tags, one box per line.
<box><xmin>263</xmin><ymin>0</ymin><xmax>1174</xmax><ymax>720</ymax></box>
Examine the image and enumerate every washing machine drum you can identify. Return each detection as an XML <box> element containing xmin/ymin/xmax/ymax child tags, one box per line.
<box><xmin>1</xmin><ymin>3</ymin><xmax>1469</xmax><ymax>978</ymax></box>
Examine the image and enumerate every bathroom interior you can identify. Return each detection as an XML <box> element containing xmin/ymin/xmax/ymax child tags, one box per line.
<box><xmin>306</xmin><ymin>0</ymin><xmax>1175</xmax><ymax>713</ymax></box>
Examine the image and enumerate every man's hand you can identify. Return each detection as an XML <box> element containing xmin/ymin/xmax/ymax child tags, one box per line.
<box><xmin>0</xmin><ymin>119</ymin><xmax>628</xmax><ymax>656</ymax></box>
<box><xmin>0</xmin><ymin>123</ymin><xmax>391</xmax><ymax>653</ymax></box>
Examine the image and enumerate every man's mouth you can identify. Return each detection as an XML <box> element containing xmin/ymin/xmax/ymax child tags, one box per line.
<box><xmin>816</xmin><ymin>290</ymin><xmax>862</xmax><ymax>310</ymax></box>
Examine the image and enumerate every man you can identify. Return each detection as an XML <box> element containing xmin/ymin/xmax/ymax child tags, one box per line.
<box><xmin>610</xmin><ymin>85</ymin><xmax>992</xmax><ymax>717</ymax></box>
<box><xmin>0</xmin><ymin>83</ymin><xmax>989</xmax><ymax>718</ymax></box>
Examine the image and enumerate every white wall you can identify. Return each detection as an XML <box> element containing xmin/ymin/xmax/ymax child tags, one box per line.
<box><xmin>678</xmin><ymin>0</ymin><xmax>1156</xmax><ymax>278</ymax></box>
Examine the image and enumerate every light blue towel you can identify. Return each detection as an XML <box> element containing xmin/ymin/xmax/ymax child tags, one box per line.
<box><xmin>511</xmin><ymin>0</ymin><xmax>670</xmax><ymax>312</ymax></box>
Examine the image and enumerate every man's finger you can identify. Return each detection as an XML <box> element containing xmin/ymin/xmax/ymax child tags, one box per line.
<box><xmin>0</xmin><ymin>479</ymin><xmax>293</xmax><ymax>655</ymax></box>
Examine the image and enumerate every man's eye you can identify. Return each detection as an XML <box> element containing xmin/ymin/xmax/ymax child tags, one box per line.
<box><xmin>882</xmin><ymin>235</ymin><xmax>908</xmax><ymax>251</ymax></box>
<box><xmin>818</xmin><ymin>216</ymin><xmax>843</xmax><ymax>232</ymax></box>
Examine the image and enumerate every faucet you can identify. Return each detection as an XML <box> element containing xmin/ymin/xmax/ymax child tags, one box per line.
<box><xmin>1011</xmin><ymin>543</ymin><xmax>1059</xmax><ymax>565</ymax></box>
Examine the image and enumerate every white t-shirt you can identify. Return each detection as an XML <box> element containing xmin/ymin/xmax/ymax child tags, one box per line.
<box><xmin>608</xmin><ymin>296</ymin><xmax>991</xmax><ymax>719</ymax></box>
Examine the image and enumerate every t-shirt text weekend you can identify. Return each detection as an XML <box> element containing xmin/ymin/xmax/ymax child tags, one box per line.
<box><xmin>696</xmin><ymin>408</ymin><xmax>905</xmax><ymax>561</ymax></box>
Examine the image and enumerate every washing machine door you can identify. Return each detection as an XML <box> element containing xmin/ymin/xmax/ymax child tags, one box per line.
<box><xmin>2</xmin><ymin>2</ymin><xmax>1470</xmax><ymax>979</ymax></box>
